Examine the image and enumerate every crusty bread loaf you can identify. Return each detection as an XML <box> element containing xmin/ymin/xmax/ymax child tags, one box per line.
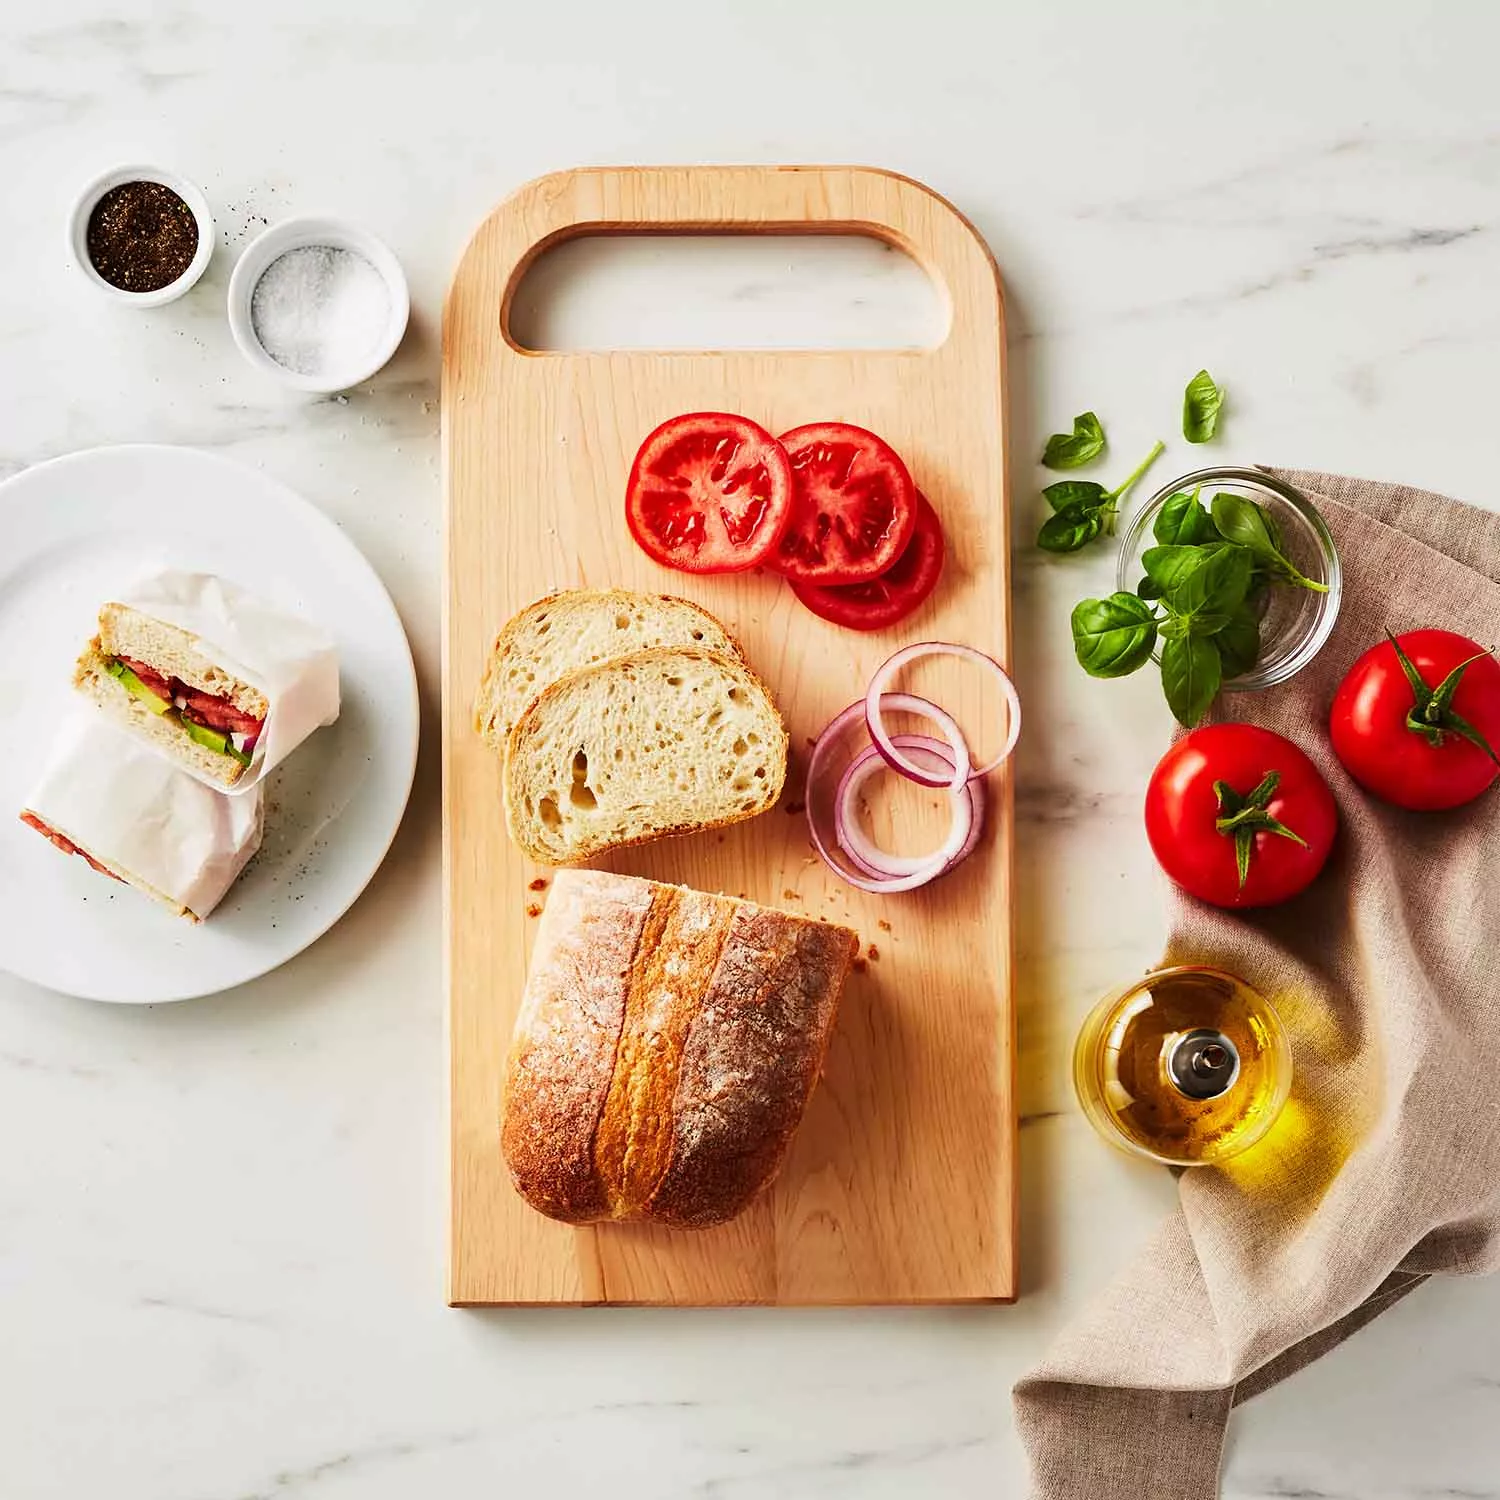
<box><xmin>473</xmin><ymin>589</ymin><xmax>741</xmax><ymax>754</ymax></box>
<box><xmin>73</xmin><ymin>644</ymin><xmax>247</xmax><ymax>788</ymax></box>
<box><xmin>502</xmin><ymin>870</ymin><xmax>858</xmax><ymax>1229</ymax></box>
<box><xmin>503</xmin><ymin>646</ymin><xmax>787</xmax><ymax>865</ymax></box>
<box><xmin>99</xmin><ymin>603</ymin><xmax>268</xmax><ymax>720</ymax></box>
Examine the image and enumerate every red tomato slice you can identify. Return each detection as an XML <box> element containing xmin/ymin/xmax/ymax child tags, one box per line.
<box><xmin>625</xmin><ymin>412</ymin><xmax>793</xmax><ymax>574</ymax></box>
<box><xmin>790</xmin><ymin>492</ymin><xmax>945</xmax><ymax>631</ymax></box>
<box><xmin>770</xmin><ymin>422</ymin><xmax>918</xmax><ymax>585</ymax></box>
<box><xmin>1330</xmin><ymin>629</ymin><xmax>1500</xmax><ymax>810</ymax></box>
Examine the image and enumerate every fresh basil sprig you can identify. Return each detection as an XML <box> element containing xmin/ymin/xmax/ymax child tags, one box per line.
<box><xmin>1038</xmin><ymin>440</ymin><xmax>1165</xmax><ymax>554</ymax></box>
<box><xmin>1209</xmin><ymin>493</ymin><xmax>1328</xmax><ymax>593</ymax></box>
<box><xmin>1068</xmin><ymin>490</ymin><xmax>1314</xmax><ymax>726</ymax></box>
<box><xmin>1183</xmin><ymin>369</ymin><xmax>1224</xmax><ymax>443</ymax></box>
<box><xmin>1042</xmin><ymin>411</ymin><xmax>1106</xmax><ymax>470</ymax></box>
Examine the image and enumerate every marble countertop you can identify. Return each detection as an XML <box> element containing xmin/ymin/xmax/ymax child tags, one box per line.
<box><xmin>3</xmin><ymin>3</ymin><xmax>1499</xmax><ymax>1496</ymax></box>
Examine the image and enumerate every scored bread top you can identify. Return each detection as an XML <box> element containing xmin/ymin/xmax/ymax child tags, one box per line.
<box><xmin>503</xmin><ymin>645</ymin><xmax>788</xmax><ymax>865</ymax></box>
<box><xmin>99</xmin><ymin>603</ymin><xmax>268</xmax><ymax>720</ymax></box>
<box><xmin>473</xmin><ymin>588</ymin><xmax>742</xmax><ymax>753</ymax></box>
<box><xmin>502</xmin><ymin>870</ymin><xmax>858</xmax><ymax>1229</ymax></box>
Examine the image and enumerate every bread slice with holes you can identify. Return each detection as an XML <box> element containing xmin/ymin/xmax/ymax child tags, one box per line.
<box><xmin>473</xmin><ymin>589</ymin><xmax>742</xmax><ymax>755</ymax></box>
<box><xmin>503</xmin><ymin>646</ymin><xmax>788</xmax><ymax>865</ymax></box>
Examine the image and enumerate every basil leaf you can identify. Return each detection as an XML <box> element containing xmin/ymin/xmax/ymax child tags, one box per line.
<box><xmin>1043</xmin><ymin>479</ymin><xmax>1108</xmax><ymax>514</ymax></box>
<box><xmin>1210</xmin><ymin>493</ymin><xmax>1327</xmax><ymax>593</ymax></box>
<box><xmin>1039</xmin><ymin>501</ymin><xmax>1106</xmax><ymax>553</ymax></box>
<box><xmin>1136</xmin><ymin>574</ymin><xmax>1163</xmax><ymax>601</ymax></box>
<box><xmin>1042</xmin><ymin>412</ymin><xmax>1105</xmax><ymax>470</ymax></box>
<box><xmin>1158</xmin><ymin>612</ymin><xmax>1191</xmax><ymax>642</ymax></box>
<box><xmin>1071</xmin><ymin>593</ymin><xmax>1158</xmax><ymax>678</ymax></box>
<box><xmin>1217</xmin><ymin>604</ymin><xmax>1261</xmax><ymax>678</ymax></box>
<box><xmin>1210</xmin><ymin>493</ymin><xmax>1278</xmax><ymax>555</ymax></box>
<box><xmin>1161</xmin><ymin>634</ymin><xmax>1222</xmax><ymax>727</ymax></box>
<box><xmin>1153</xmin><ymin>488</ymin><xmax>1216</xmax><ymax>545</ymax></box>
<box><xmin>1187</xmin><ymin>610</ymin><xmax>1233</xmax><ymax>637</ymax></box>
<box><xmin>1140</xmin><ymin>544</ymin><xmax>1211</xmax><ymax>599</ymax></box>
<box><xmin>1170</xmin><ymin>544</ymin><xmax>1254</xmax><ymax>617</ymax></box>
<box><xmin>1183</xmin><ymin>369</ymin><xmax>1224</xmax><ymax>443</ymax></box>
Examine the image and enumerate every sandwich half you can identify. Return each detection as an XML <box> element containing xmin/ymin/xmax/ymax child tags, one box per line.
<box><xmin>20</xmin><ymin>714</ymin><xmax>264</xmax><ymax>922</ymax></box>
<box><xmin>75</xmin><ymin>602</ymin><xmax>269</xmax><ymax>788</ymax></box>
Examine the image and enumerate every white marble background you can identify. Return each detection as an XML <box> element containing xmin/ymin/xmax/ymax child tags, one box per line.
<box><xmin>3</xmin><ymin>2</ymin><xmax>1499</xmax><ymax>1496</ymax></box>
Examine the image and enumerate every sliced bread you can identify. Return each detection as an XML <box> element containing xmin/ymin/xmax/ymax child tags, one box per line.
<box><xmin>99</xmin><ymin>603</ymin><xmax>268</xmax><ymax>721</ymax></box>
<box><xmin>74</xmin><ymin>644</ymin><xmax>248</xmax><ymax>789</ymax></box>
<box><xmin>473</xmin><ymin>589</ymin><xmax>741</xmax><ymax>754</ymax></box>
<box><xmin>503</xmin><ymin>646</ymin><xmax>788</xmax><ymax>864</ymax></box>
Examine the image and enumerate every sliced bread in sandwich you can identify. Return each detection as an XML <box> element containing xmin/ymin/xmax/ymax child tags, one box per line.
<box><xmin>503</xmin><ymin>646</ymin><xmax>787</xmax><ymax>865</ymax></box>
<box><xmin>74</xmin><ymin>643</ymin><xmax>251</xmax><ymax>789</ymax></box>
<box><xmin>473</xmin><ymin>589</ymin><xmax>741</xmax><ymax>754</ymax></box>
<box><xmin>75</xmin><ymin>602</ymin><xmax>270</xmax><ymax>788</ymax></box>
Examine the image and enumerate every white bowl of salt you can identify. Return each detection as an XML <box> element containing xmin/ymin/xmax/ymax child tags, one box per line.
<box><xmin>227</xmin><ymin>216</ymin><xmax>409</xmax><ymax>393</ymax></box>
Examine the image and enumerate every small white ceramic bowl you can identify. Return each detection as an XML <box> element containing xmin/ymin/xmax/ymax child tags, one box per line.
<box><xmin>68</xmin><ymin>164</ymin><xmax>215</xmax><ymax>307</ymax></box>
<box><xmin>226</xmin><ymin>216</ymin><xmax>410</xmax><ymax>394</ymax></box>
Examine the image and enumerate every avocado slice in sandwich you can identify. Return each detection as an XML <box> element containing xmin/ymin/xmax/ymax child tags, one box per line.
<box><xmin>104</xmin><ymin>658</ymin><xmax>171</xmax><ymax>715</ymax></box>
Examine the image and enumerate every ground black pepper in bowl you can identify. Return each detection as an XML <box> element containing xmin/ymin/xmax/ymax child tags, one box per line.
<box><xmin>85</xmin><ymin>180</ymin><xmax>200</xmax><ymax>294</ymax></box>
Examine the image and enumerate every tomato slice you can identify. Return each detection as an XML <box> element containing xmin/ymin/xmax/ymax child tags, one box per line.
<box><xmin>790</xmin><ymin>492</ymin><xmax>945</xmax><ymax>631</ymax></box>
<box><xmin>625</xmin><ymin>412</ymin><xmax>793</xmax><ymax>574</ymax></box>
<box><xmin>770</xmin><ymin>422</ymin><xmax>918</xmax><ymax>585</ymax></box>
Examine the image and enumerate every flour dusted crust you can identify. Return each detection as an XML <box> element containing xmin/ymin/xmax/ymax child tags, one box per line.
<box><xmin>500</xmin><ymin>870</ymin><xmax>858</xmax><ymax>1229</ymax></box>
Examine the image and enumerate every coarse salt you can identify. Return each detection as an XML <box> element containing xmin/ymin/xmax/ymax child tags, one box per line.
<box><xmin>249</xmin><ymin>245</ymin><xmax>390</xmax><ymax>379</ymax></box>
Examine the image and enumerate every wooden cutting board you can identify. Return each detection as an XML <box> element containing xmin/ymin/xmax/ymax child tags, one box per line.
<box><xmin>442</xmin><ymin>165</ymin><xmax>1014</xmax><ymax>1305</ymax></box>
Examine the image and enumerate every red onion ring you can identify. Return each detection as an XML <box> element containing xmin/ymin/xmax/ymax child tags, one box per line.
<box><xmin>806</xmin><ymin>706</ymin><xmax>979</xmax><ymax>894</ymax></box>
<box><xmin>865</xmin><ymin>642</ymin><xmax>1021</xmax><ymax>787</ymax></box>
<box><xmin>835</xmin><ymin>736</ymin><xmax>985</xmax><ymax>879</ymax></box>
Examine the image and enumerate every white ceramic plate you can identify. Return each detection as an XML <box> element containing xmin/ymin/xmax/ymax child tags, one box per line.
<box><xmin>0</xmin><ymin>445</ymin><xmax>419</xmax><ymax>1002</ymax></box>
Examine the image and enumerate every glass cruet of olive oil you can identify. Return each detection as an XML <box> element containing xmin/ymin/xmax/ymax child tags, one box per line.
<box><xmin>1073</xmin><ymin>965</ymin><xmax>1293</xmax><ymax>1166</ymax></box>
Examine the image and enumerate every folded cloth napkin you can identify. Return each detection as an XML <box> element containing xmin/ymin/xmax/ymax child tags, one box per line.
<box><xmin>1014</xmin><ymin>469</ymin><xmax>1500</xmax><ymax>1500</ymax></box>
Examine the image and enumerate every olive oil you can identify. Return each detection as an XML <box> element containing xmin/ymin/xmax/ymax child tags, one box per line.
<box><xmin>1073</xmin><ymin>965</ymin><xmax>1293</xmax><ymax>1166</ymax></box>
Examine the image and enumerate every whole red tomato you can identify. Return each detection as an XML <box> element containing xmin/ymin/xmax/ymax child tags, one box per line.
<box><xmin>1330</xmin><ymin>629</ymin><xmax>1500</xmax><ymax>810</ymax></box>
<box><xmin>1145</xmin><ymin>724</ymin><xmax>1338</xmax><ymax>909</ymax></box>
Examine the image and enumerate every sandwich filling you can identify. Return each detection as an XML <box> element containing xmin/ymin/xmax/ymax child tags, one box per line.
<box><xmin>19</xmin><ymin>811</ymin><xmax>124</xmax><ymax>883</ymax></box>
<box><xmin>104</xmin><ymin>654</ymin><xmax>264</xmax><ymax>766</ymax></box>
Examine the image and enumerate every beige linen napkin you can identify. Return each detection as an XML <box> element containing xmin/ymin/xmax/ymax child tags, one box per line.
<box><xmin>1014</xmin><ymin>469</ymin><xmax>1500</xmax><ymax>1499</ymax></box>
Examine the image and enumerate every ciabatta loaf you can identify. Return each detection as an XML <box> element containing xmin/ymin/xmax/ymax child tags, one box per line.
<box><xmin>503</xmin><ymin>645</ymin><xmax>787</xmax><ymax>865</ymax></box>
<box><xmin>473</xmin><ymin>589</ymin><xmax>741</xmax><ymax>754</ymax></box>
<box><xmin>502</xmin><ymin>870</ymin><xmax>858</xmax><ymax>1228</ymax></box>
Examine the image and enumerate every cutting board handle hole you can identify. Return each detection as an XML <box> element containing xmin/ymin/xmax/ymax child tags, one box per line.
<box><xmin>506</xmin><ymin>233</ymin><xmax>947</xmax><ymax>353</ymax></box>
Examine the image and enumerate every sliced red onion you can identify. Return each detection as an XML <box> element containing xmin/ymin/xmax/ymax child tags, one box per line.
<box><xmin>806</xmin><ymin>707</ymin><xmax>977</xmax><ymax>895</ymax></box>
<box><xmin>835</xmin><ymin>736</ymin><xmax>985</xmax><ymax>879</ymax></box>
<box><xmin>865</xmin><ymin>642</ymin><xmax>1021</xmax><ymax>787</ymax></box>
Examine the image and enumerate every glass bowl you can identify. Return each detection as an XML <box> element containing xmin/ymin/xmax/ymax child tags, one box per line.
<box><xmin>1072</xmin><ymin>965</ymin><xmax>1294</xmax><ymax>1167</ymax></box>
<box><xmin>1116</xmin><ymin>467</ymin><xmax>1341</xmax><ymax>692</ymax></box>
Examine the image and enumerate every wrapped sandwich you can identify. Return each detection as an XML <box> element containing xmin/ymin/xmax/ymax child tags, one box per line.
<box><xmin>19</xmin><ymin>714</ymin><xmax>264</xmax><ymax>922</ymax></box>
<box><xmin>73</xmin><ymin>571</ymin><xmax>339</xmax><ymax>791</ymax></box>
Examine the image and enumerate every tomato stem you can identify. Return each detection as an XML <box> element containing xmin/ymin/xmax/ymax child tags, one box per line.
<box><xmin>1387</xmin><ymin>631</ymin><xmax>1500</xmax><ymax>767</ymax></box>
<box><xmin>1213</xmin><ymin>771</ymin><xmax>1309</xmax><ymax>888</ymax></box>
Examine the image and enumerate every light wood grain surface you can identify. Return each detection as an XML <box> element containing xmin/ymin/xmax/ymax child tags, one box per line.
<box><xmin>442</xmin><ymin>165</ymin><xmax>1013</xmax><ymax>1305</ymax></box>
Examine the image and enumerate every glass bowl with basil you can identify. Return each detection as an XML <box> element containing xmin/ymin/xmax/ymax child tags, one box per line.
<box><xmin>1077</xmin><ymin>468</ymin><xmax>1341</xmax><ymax>727</ymax></box>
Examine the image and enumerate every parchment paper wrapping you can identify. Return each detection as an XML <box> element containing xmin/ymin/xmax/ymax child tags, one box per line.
<box><xmin>109</xmin><ymin>570</ymin><xmax>340</xmax><ymax>793</ymax></box>
<box><xmin>22</xmin><ymin>713</ymin><xmax>264</xmax><ymax>919</ymax></box>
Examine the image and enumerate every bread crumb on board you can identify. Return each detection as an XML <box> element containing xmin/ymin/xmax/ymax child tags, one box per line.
<box><xmin>526</xmin><ymin>903</ymin><xmax>543</xmax><ymax>918</ymax></box>
<box><xmin>877</xmin><ymin>919</ymin><xmax>891</xmax><ymax>932</ymax></box>
<box><xmin>782</xmin><ymin>888</ymin><xmax>801</xmax><ymax>902</ymax></box>
<box><xmin>867</xmin><ymin>944</ymin><xmax>880</xmax><ymax>961</ymax></box>
<box><xmin>528</xmin><ymin>876</ymin><xmax>548</xmax><ymax>892</ymax></box>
